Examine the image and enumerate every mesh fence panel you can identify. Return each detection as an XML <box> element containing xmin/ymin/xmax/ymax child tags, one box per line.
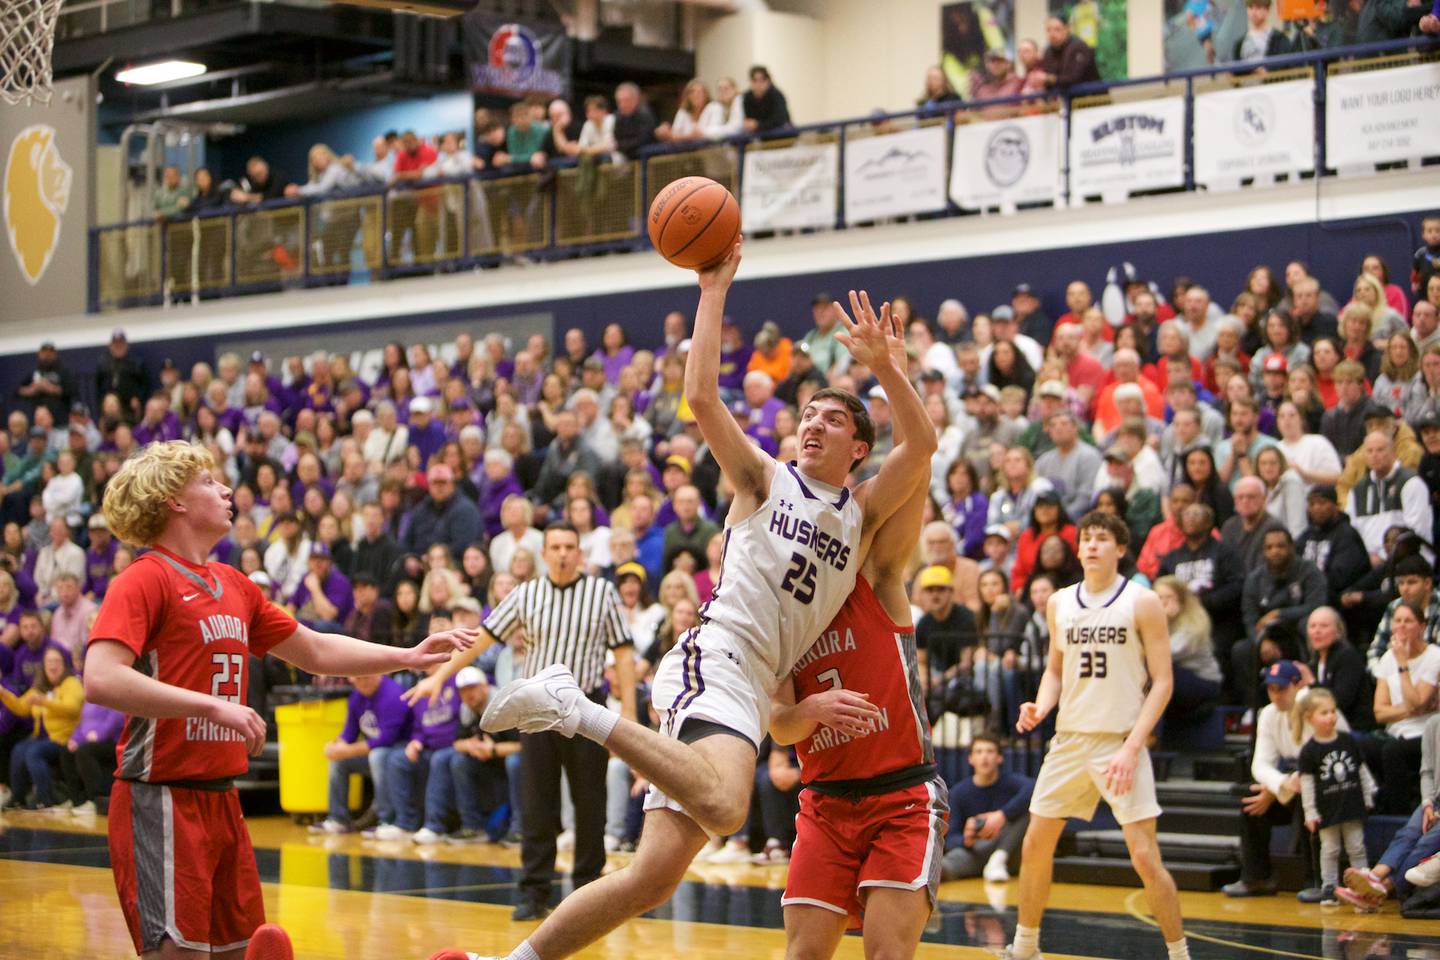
<box><xmin>164</xmin><ymin>216</ymin><xmax>231</xmax><ymax>295</ymax></box>
<box><xmin>472</xmin><ymin>174</ymin><xmax>548</xmax><ymax>257</ymax></box>
<box><xmin>96</xmin><ymin>224</ymin><xmax>160</xmax><ymax>307</ymax></box>
<box><xmin>234</xmin><ymin>206</ymin><xmax>304</xmax><ymax>285</ymax></box>
<box><xmin>555</xmin><ymin>159</ymin><xmax>641</xmax><ymax>246</ymax></box>
<box><xmin>644</xmin><ymin>146</ymin><xmax>738</xmax><ymax>213</ymax></box>
<box><xmin>307</xmin><ymin>194</ymin><xmax>380</xmax><ymax>276</ymax></box>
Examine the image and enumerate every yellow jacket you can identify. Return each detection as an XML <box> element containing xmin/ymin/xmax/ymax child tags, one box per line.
<box><xmin>0</xmin><ymin>675</ymin><xmax>85</xmax><ymax>745</ymax></box>
<box><xmin>1335</xmin><ymin>422</ymin><xmax>1423</xmax><ymax>505</ymax></box>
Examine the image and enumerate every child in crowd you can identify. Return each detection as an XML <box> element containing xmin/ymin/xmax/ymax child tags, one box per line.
<box><xmin>1298</xmin><ymin>687</ymin><xmax>1376</xmax><ymax>905</ymax></box>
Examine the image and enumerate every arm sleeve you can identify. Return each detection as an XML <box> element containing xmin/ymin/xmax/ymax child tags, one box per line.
<box><xmin>1206</xmin><ymin>548</ymin><xmax>1246</xmax><ymax>609</ymax></box>
<box><xmin>600</xmin><ymin>581</ymin><xmax>635</xmax><ymax>650</ymax></box>
<box><xmin>340</xmin><ymin>694</ymin><xmax>360</xmax><ymax>743</ymax></box>
<box><xmin>1300</xmin><ymin>772</ymin><xmax>1319</xmax><ymax>823</ymax></box>
<box><xmin>1369</xmin><ymin>606</ymin><xmax>1393</xmax><ymax>674</ymax></box>
<box><xmin>1275</xmin><ymin>569</ymin><xmax>1327</xmax><ymax>625</ymax></box>
<box><xmin>1403</xmin><ymin>477</ymin><xmax>1434</xmax><ymax>548</ymax></box>
<box><xmin>1252</xmin><ymin>708</ymin><xmax>1290</xmax><ymax>796</ymax></box>
<box><xmin>1001</xmin><ymin>775</ymin><xmax>1035</xmax><ymax>822</ymax></box>
<box><xmin>88</xmin><ymin>563</ymin><xmax>165</xmax><ymax>659</ymax></box>
<box><xmin>47</xmin><ymin>677</ymin><xmax>85</xmax><ymax>722</ymax></box>
<box><xmin>368</xmin><ymin>686</ymin><xmax>410</xmax><ymax>748</ymax></box>
<box><xmin>1359</xmin><ymin>761</ymin><xmax>1378</xmax><ymax>809</ymax></box>
<box><xmin>242</xmin><ymin>575</ymin><xmax>300</xmax><ymax>657</ymax></box>
<box><xmin>481</xmin><ymin>585</ymin><xmax>524</xmax><ymax>643</ymax></box>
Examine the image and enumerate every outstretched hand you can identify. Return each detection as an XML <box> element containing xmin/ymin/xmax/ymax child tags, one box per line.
<box><xmin>399</xmin><ymin>628</ymin><xmax>477</xmax><ymax>674</ymax></box>
<box><xmin>696</xmin><ymin>237</ymin><xmax>743</xmax><ymax>292</ymax></box>
<box><xmin>834</xmin><ymin>290</ymin><xmax>902</xmax><ymax>373</ymax></box>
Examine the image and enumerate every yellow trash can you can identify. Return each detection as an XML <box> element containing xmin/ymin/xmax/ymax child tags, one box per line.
<box><xmin>274</xmin><ymin>698</ymin><xmax>361</xmax><ymax>815</ymax></box>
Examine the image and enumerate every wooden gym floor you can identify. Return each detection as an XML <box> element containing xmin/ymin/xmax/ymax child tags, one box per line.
<box><xmin>1</xmin><ymin>810</ymin><xmax>1437</xmax><ymax>959</ymax></box>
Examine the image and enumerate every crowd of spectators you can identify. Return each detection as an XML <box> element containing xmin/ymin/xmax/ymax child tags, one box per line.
<box><xmin>8</xmin><ymin>204</ymin><xmax>1440</xmax><ymax>897</ymax></box>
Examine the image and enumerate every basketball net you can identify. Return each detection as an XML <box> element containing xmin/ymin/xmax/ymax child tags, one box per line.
<box><xmin>1</xmin><ymin>0</ymin><xmax>63</xmax><ymax>105</ymax></box>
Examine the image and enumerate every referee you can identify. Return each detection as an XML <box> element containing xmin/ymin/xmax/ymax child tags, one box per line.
<box><xmin>406</xmin><ymin>521</ymin><xmax>635</xmax><ymax>920</ymax></box>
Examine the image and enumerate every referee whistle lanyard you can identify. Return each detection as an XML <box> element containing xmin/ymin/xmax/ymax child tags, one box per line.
<box><xmin>153</xmin><ymin>551</ymin><xmax>224</xmax><ymax>601</ymax></box>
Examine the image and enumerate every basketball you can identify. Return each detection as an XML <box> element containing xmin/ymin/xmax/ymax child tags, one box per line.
<box><xmin>647</xmin><ymin>176</ymin><xmax>740</xmax><ymax>271</ymax></box>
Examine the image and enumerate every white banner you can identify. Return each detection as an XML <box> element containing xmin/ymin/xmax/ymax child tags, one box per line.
<box><xmin>741</xmin><ymin>141</ymin><xmax>839</xmax><ymax>232</ymax></box>
<box><xmin>948</xmin><ymin>113</ymin><xmax>1062</xmax><ymax>210</ymax></box>
<box><xmin>1068</xmin><ymin>97</ymin><xmax>1186</xmax><ymax>199</ymax></box>
<box><xmin>1326</xmin><ymin>61</ymin><xmax>1440</xmax><ymax>168</ymax></box>
<box><xmin>843</xmin><ymin>126</ymin><xmax>948</xmax><ymax>224</ymax></box>
<box><xmin>1193</xmin><ymin>81</ymin><xmax>1314</xmax><ymax>186</ymax></box>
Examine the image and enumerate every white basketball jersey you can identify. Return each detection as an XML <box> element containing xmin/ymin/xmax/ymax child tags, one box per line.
<box><xmin>1052</xmin><ymin>577</ymin><xmax>1151</xmax><ymax>735</ymax></box>
<box><xmin>699</xmin><ymin>462</ymin><xmax>863</xmax><ymax>681</ymax></box>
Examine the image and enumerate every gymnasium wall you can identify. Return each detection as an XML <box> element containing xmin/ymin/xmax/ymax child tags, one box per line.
<box><xmin>5</xmin><ymin>202</ymin><xmax>1424</xmax><ymax>410</ymax></box>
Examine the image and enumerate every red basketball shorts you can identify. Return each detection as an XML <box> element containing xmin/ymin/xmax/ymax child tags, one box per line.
<box><xmin>781</xmin><ymin>777</ymin><xmax>949</xmax><ymax>925</ymax></box>
<box><xmin>108</xmin><ymin>780</ymin><xmax>265</xmax><ymax>954</ymax></box>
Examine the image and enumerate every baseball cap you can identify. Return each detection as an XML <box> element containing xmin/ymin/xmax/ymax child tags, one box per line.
<box><xmin>985</xmin><ymin>47</ymin><xmax>1009</xmax><ymax>60</ymax></box>
<box><xmin>614</xmin><ymin>561</ymin><xmax>647</xmax><ymax>583</ymax></box>
<box><xmin>1262</xmin><ymin>353</ymin><xmax>1288</xmax><ymax>374</ymax></box>
<box><xmin>70</xmin><ymin>401</ymin><xmax>87</xmax><ymax>416</ymax></box>
<box><xmin>1363</xmin><ymin>402</ymin><xmax>1395</xmax><ymax>422</ymax></box>
<box><xmin>811</xmin><ymin>292</ymin><xmax>833</xmax><ymax>306</ymax></box>
<box><xmin>919</xmin><ymin>369</ymin><xmax>946</xmax><ymax>383</ymax></box>
<box><xmin>410</xmin><ymin>396</ymin><xmax>434</xmax><ymax>415</ymax></box>
<box><xmin>664</xmin><ymin>455</ymin><xmax>692</xmax><ymax>474</ymax></box>
<box><xmin>991</xmin><ymin>305</ymin><xmax>1015</xmax><ymax>322</ymax></box>
<box><xmin>27</xmin><ymin>426</ymin><xmax>46</xmax><ymax>440</ymax></box>
<box><xmin>110</xmin><ymin>328</ymin><xmax>127</xmax><ymax>342</ymax></box>
<box><xmin>1261</xmin><ymin>660</ymin><xmax>1302</xmax><ymax>687</ymax></box>
<box><xmin>249</xmin><ymin>350</ymin><xmax>266</xmax><ymax>364</ymax></box>
<box><xmin>248</xmin><ymin>571</ymin><xmax>273</xmax><ymax>591</ymax></box>
<box><xmin>310</xmin><ymin>542</ymin><xmax>332</xmax><ymax>559</ymax></box>
<box><xmin>1013</xmin><ymin>282</ymin><xmax>1037</xmax><ymax>298</ymax></box>
<box><xmin>983</xmin><ymin>523</ymin><xmax>1013</xmax><ymax>543</ymax></box>
<box><xmin>582</xmin><ymin>356</ymin><xmax>605</xmax><ymax>372</ymax></box>
<box><xmin>87</xmin><ymin>514</ymin><xmax>108</xmax><ymax>530</ymax></box>
<box><xmin>979</xmin><ymin>384</ymin><xmax>1001</xmax><ymax>403</ymax></box>
<box><xmin>455</xmin><ymin>666</ymin><xmax>486</xmax><ymax>689</ymax></box>
<box><xmin>39</xmin><ymin>341</ymin><xmax>56</xmax><ymax>351</ymax></box>
<box><xmin>1307</xmin><ymin>484</ymin><xmax>1338</xmax><ymax>503</ymax></box>
<box><xmin>794</xmin><ymin>340</ymin><xmax>812</xmax><ymax>357</ymax></box>
<box><xmin>917</xmin><ymin>565</ymin><xmax>954</xmax><ymax>590</ymax></box>
<box><xmin>1104</xmin><ymin>448</ymin><xmax>1130</xmax><ymax>463</ymax></box>
<box><xmin>451</xmin><ymin>595</ymin><xmax>482</xmax><ymax>614</ymax></box>
<box><xmin>350</xmin><ymin>571</ymin><xmax>378</xmax><ymax>588</ymax></box>
<box><xmin>1417</xmin><ymin>409</ymin><xmax>1440</xmax><ymax>432</ymax></box>
<box><xmin>868</xmin><ymin>385</ymin><xmax>888</xmax><ymax>402</ymax></box>
<box><xmin>1036</xmin><ymin>380</ymin><xmax>1065</xmax><ymax>399</ymax></box>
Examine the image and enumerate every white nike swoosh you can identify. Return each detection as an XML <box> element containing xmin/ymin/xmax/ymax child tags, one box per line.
<box><xmin>181</xmin><ymin>593</ymin><xmax>199</xmax><ymax>601</ymax></box>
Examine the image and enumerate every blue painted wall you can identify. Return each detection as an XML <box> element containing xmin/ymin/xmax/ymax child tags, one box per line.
<box><xmin>17</xmin><ymin>208</ymin><xmax>1428</xmax><ymax>409</ymax></box>
<box><xmin>206</xmin><ymin>91</ymin><xmax>474</xmax><ymax>185</ymax></box>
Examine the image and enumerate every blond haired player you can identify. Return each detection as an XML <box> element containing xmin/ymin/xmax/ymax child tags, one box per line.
<box><xmin>84</xmin><ymin>442</ymin><xmax>474</xmax><ymax>960</ymax></box>
<box><xmin>1005</xmin><ymin>510</ymin><xmax>1189</xmax><ymax>960</ymax></box>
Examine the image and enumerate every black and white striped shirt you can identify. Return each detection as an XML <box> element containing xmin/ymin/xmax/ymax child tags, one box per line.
<box><xmin>482</xmin><ymin>574</ymin><xmax>633</xmax><ymax>691</ymax></box>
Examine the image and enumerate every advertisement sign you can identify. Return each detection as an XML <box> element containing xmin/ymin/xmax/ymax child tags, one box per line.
<box><xmin>741</xmin><ymin>141</ymin><xmax>839</xmax><ymax>232</ymax></box>
<box><xmin>1068</xmin><ymin>96</ymin><xmax>1186</xmax><ymax>199</ymax></box>
<box><xmin>844</xmin><ymin>126</ymin><xmax>949</xmax><ymax>224</ymax></box>
<box><xmin>1326</xmin><ymin>62</ymin><xmax>1440</xmax><ymax>168</ymax></box>
<box><xmin>949</xmin><ymin>113</ymin><xmax>1062</xmax><ymax>210</ymax></box>
<box><xmin>1193</xmin><ymin>80</ymin><xmax>1314</xmax><ymax>185</ymax></box>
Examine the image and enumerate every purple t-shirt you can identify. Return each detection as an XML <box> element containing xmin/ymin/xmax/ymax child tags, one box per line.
<box><xmin>341</xmin><ymin>676</ymin><xmax>411</xmax><ymax>748</ymax></box>
<box><xmin>70</xmin><ymin>701</ymin><xmax>125</xmax><ymax>746</ymax></box>
<box><xmin>132</xmin><ymin>412</ymin><xmax>182</xmax><ymax>447</ymax></box>
<box><xmin>86</xmin><ymin>540</ymin><xmax>118</xmax><ymax>599</ymax></box>
<box><xmin>717</xmin><ymin>344</ymin><xmax>752</xmax><ymax>392</ymax></box>
<box><xmin>406</xmin><ymin>675</ymin><xmax>460</xmax><ymax>750</ymax></box>
<box><xmin>8</xmin><ymin>639</ymin><xmax>72</xmax><ymax>692</ymax></box>
<box><xmin>593</xmin><ymin>346</ymin><xmax>635</xmax><ymax>385</ymax></box>
<box><xmin>739</xmin><ymin>396</ymin><xmax>785</xmax><ymax>456</ymax></box>
<box><xmin>289</xmin><ymin>568</ymin><xmax>354</xmax><ymax>624</ymax></box>
<box><xmin>408</xmin><ymin>419</ymin><xmax>447</xmax><ymax>468</ymax></box>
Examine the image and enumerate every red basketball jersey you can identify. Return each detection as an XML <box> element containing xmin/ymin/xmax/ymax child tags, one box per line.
<box><xmin>792</xmin><ymin>575</ymin><xmax>933</xmax><ymax>783</ymax></box>
<box><xmin>89</xmin><ymin>547</ymin><xmax>298</xmax><ymax>783</ymax></box>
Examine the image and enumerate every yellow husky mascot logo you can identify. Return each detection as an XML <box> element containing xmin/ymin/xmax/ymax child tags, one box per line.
<box><xmin>4</xmin><ymin>125</ymin><xmax>74</xmax><ymax>286</ymax></box>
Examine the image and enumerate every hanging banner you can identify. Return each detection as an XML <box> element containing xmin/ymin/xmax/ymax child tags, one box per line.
<box><xmin>843</xmin><ymin>126</ymin><xmax>948</xmax><ymax>224</ymax></box>
<box><xmin>1068</xmin><ymin>96</ymin><xmax>1186</xmax><ymax>199</ymax></box>
<box><xmin>462</xmin><ymin>15</ymin><xmax>571</xmax><ymax>99</ymax></box>
<box><xmin>1193</xmin><ymin>80</ymin><xmax>1314</xmax><ymax>185</ymax></box>
<box><xmin>1325</xmin><ymin>62</ymin><xmax>1440</xmax><ymax>169</ymax></box>
<box><xmin>948</xmin><ymin>113</ymin><xmax>1062</xmax><ymax>210</ymax></box>
<box><xmin>741</xmin><ymin>141</ymin><xmax>839</xmax><ymax>232</ymax></box>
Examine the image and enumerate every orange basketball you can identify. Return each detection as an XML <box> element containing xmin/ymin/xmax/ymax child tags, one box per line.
<box><xmin>647</xmin><ymin>176</ymin><xmax>740</xmax><ymax>271</ymax></box>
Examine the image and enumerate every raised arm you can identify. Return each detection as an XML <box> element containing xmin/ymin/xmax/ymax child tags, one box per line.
<box><xmin>685</xmin><ymin>238</ymin><xmax>772</xmax><ymax>509</ymax></box>
<box><xmin>841</xmin><ymin>291</ymin><xmax>936</xmax><ymax>532</ymax></box>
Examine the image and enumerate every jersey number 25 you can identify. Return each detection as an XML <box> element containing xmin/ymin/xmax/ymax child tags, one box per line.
<box><xmin>781</xmin><ymin>552</ymin><xmax>818</xmax><ymax>605</ymax></box>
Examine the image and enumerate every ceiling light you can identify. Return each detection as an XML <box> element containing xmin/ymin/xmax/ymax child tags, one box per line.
<box><xmin>116</xmin><ymin>61</ymin><xmax>208</xmax><ymax>86</ymax></box>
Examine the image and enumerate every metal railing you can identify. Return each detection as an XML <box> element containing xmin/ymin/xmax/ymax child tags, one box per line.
<box><xmin>90</xmin><ymin>34</ymin><xmax>1440</xmax><ymax>312</ymax></box>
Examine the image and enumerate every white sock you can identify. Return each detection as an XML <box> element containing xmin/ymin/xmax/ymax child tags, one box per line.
<box><xmin>507</xmin><ymin>941</ymin><xmax>541</xmax><ymax>960</ymax></box>
<box><xmin>1011</xmin><ymin>923</ymin><xmax>1040</xmax><ymax>958</ymax></box>
<box><xmin>1166</xmin><ymin>938</ymin><xmax>1190</xmax><ymax>960</ymax></box>
<box><xmin>575</xmin><ymin>698</ymin><xmax>619</xmax><ymax>744</ymax></box>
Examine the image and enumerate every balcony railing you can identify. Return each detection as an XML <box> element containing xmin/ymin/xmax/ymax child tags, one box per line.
<box><xmin>90</xmin><ymin>34</ymin><xmax>1440</xmax><ymax>313</ymax></box>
